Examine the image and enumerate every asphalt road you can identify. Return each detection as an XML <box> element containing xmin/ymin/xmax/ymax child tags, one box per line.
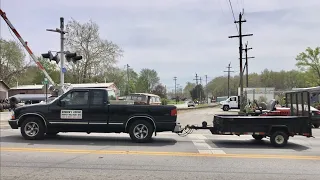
<box><xmin>1</xmin><ymin>107</ymin><xmax>320</xmax><ymax>180</ymax></box>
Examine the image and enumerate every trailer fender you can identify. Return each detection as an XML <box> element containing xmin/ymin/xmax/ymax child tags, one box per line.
<box><xmin>268</xmin><ymin>125</ymin><xmax>289</xmax><ymax>136</ymax></box>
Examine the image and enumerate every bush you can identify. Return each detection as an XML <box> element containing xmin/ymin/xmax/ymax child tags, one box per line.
<box><xmin>161</xmin><ymin>98</ymin><xmax>168</xmax><ymax>105</ymax></box>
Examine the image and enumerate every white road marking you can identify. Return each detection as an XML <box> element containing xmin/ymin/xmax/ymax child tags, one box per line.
<box><xmin>189</xmin><ymin>135</ymin><xmax>226</xmax><ymax>154</ymax></box>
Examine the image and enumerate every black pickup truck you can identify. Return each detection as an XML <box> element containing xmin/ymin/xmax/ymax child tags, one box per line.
<box><xmin>8</xmin><ymin>88</ymin><xmax>181</xmax><ymax>142</ymax></box>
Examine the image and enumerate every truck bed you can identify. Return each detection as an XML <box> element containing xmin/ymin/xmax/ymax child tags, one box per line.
<box><xmin>211</xmin><ymin>115</ymin><xmax>312</xmax><ymax>137</ymax></box>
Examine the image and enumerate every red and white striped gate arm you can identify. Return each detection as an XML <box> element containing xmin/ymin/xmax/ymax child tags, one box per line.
<box><xmin>0</xmin><ymin>9</ymin><xmax>56</xmax><ymax>86</ymax></box>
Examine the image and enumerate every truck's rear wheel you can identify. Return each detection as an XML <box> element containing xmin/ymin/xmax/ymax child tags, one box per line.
<box><xmin>129</xmin><ymin>120</ymin><xmax>154</xmax><ymax>143</ymax></box>
<box><xmin>313</xmin><ymin>123</ymin><xmax>319</xmax><ymax>128</ymax></box>
<box><xmin>252</xmin><ymin>135</ymin><xmax>263</xmax><ymax>140</ymax></box>
<box><xmin>20</xmin><ymin>118</ymin><xmax>45</xmax><ymax>140</ymax></box>
<box><xmin>223</xmin><ymin>105</ymin><xmax>229</xmax><ymax>111</ymax></box>
<box><xmin>270</xmin><ymin>131</ymin><xmax>288</xmax><ymax>147</ymax></box>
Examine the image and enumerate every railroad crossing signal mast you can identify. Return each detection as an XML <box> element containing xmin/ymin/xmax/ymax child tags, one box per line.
<box><xmin>1</xmin><ymin>9</ymin><xmax>82</xmax><ymax>95</ymax></box>
<box><xmin>0</xmin><ymin>9</ymin><xmax>56</xmax><ymax>87</ymax></box>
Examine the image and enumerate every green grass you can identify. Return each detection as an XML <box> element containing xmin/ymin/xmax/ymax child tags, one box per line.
<box><xmin>167</xmin><ymin>100</ymin><xmax>185</xmax><ymax>105</ymax></box>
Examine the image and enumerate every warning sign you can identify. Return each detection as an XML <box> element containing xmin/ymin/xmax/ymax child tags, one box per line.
<box><xmin>60</xmin><ymin>110</ymin><xmax>82</xmax><ymax>119</ymax></box>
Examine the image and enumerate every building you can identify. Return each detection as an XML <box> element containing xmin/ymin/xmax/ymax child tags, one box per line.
<box><xmin>8</xmin><ymin>82</ymin><xmax>118</xmax><ymax>97</ymax></box>
<box><xmin>0</xmin><ymin>80</ymin><xmax>10</xmax><ymax>99</ymax></box>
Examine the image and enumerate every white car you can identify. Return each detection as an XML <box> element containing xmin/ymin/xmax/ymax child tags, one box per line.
<box><xmin>187</xmin><ymin>101</ymin><xmax>195</xmax><ymax>107</ymax></box>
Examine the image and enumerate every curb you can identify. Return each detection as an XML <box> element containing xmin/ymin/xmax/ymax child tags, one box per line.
<box><xmin>177</xmin><ymin>104</ymin><xmax>219</xmax><ymax>111</ymax></box>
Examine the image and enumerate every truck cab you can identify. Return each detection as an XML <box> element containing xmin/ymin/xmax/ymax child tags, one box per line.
<box><xmin>220</xmin><ymin>96</ymin><xmax>240</xmax><ymax>111</ymax></box>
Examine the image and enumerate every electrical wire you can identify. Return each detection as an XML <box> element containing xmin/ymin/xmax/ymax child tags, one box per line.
<box><xmin>227</xmin><ymin>0</ymin><xmax>239</xmax><ymax>33</ymax></box>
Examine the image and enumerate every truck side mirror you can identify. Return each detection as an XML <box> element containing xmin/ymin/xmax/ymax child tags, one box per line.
<box><xmin>57</xmin><ymin>100</ymin><xmax>66</xmax><ymax>107</ymax></box>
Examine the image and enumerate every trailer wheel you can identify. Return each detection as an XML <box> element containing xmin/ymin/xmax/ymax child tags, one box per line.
<box><xmin>270</xmin><ymin>131</ymin><xmax>288</xmax><ymax>147</ymax></box>
<box><xmin>252</xmin><ymin>135</ymin><xmax>263</xmax><ymax>140</ymax></box>
<box><xmin>20</xmin><ymin>117</ymin><xmax>45</xmax><ymax>140</ymax></box>
<box><xmin>223</xmin><ymin>105</ymin><xmax>229</xmax><ymax>111</ymax></box>
<box><xmin>129</xmin><ymin>120</ymin><xmax>154</xmax><ymax>143</ymax></box>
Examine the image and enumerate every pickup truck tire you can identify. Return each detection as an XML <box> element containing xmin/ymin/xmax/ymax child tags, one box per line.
<box><xmin>223</xmin><ymin>105</ymin><xmax>229</xmax><ymax>111</ymax></box>
<box><xmin>20</xmin><ymin>118</ymin><xmax>45</xmax><ymax>140</ymax></box>
<box><xmin>252</xmin><ymin>135</ymin><xmax>264</xmax><ymax>140</ymax></box>
<box><xmin>129</xmin><ymin>120</ymin><xmax>154</xmax><ymax>143</ymax></box>
<box><xmin>270</xmin><ymin>131</ymin><xmax>288</xmax><ymax>147</ymax></box>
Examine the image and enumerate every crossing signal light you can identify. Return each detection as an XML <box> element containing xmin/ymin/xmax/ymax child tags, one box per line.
<box><xmin>65</xmin><ymin>51</ymin><xmax>82</xmax><ymax>63</ymax></box>
<box><xmin>41</xmin><ymin>51</ymin><xmax>60</xmax><ymax>64</ymax></box>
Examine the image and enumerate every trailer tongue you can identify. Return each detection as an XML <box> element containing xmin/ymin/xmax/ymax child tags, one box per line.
<box><xmin>177</xmin><ymin>90</ymin><xmax>313</xmax><ymax>147</ymax></box>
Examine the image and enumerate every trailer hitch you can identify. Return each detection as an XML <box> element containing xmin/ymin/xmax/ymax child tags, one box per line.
<box><xmin>175</xmin><ymin>121</ymin><xmax>212</xmax><ymax>137</ymax></box>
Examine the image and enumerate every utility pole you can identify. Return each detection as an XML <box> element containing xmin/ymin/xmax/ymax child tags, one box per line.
<box><xmin>228</xmin><ymin>11</ymin><xmax>253</xmax><ymax>112</ymax></box>
<box><xmin>224</xmin><ymin>62</ymin><xmax>234</xmax><ymax>98</ymax></box>
<box><xmin>193</xmin><ymin>73</ymin><xmax>200</xmax><ymax>103</ymax></box>
<box><xmin>199</xmin><ymin>77</ymin><xmax>202</xmax><ymax>103</ymax></box>
<box><xmin>126</xmin><ymin>64</ymin><xmax>130</xmax><ymax>95</ymax></box>
<box><xmin>242</xmin><ymin>42</ymin><xmax>254</xmax><ymax>87</ymax></box>
<box><xmin>205</xmin><ymin>75</ymin><xmax>208</xmax><ymax>103</ymax></box>
<box><xmin>193</xmin><ymin>73</ymin><xmax>199</xmax><ymax>85</ymax></box>
<box><xmin>174</xmin><ymin>77</ymin><xmax>177</xmax><ymax>104</ymax></box>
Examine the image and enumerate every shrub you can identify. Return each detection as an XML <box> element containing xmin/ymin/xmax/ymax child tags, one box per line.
<box><xmin>161</xmin><ymin>98</ymin><xmax>168</xmax><ymax>105</ymax></box>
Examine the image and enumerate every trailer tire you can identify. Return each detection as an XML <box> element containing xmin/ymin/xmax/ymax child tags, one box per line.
<box><xmin>129</xmin><ymin>120</ymin><xmax>154</xmax><ymax>143</ymax></box>
<box><xmin>252</xmin><ymin>135</ymin><xmax>263</xmax><ymax>140</ymax></box>
<box><xmin>223</xmin><ymin>105</ymin><xmax>229</xmax><ymax>111</ymax></box>
<box><xmin>270</xmin><ymin>131</ymin><xmax>288</xmax><ymax>147</ymax></box>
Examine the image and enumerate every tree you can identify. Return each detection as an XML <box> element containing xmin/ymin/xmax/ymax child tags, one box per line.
<box><xmin>296</xmin><ymin>47</ymin><xmax>320</xmax><ymax>85</ymax></box>
<box><xmin>32</xmin><ymin>57</ymin><xmax>59</xmax><ymax>84</ymax></box>
<box><xmin>190</xmin><ymin>84</ymin><xmax>205</xmax><ymax>101</ymax></box>
<box><xmin>151</xmin><ymin>84</ymin><xmax>167</xmax><ymax>98</ymax></box>
<box><xmin>183</xmin><ymin>82</ymin><xmax>195</xmax><ymax>98</ymax></box>
<box><xmin>65</xmin><ymin>19</ymin><xmax>123</xmax><ymax>83</ymax></box>
<box><xmin>0</xmin><ymin>39</ymin><xmax>29</xmax><ymax>86</ymax></box>
<box><xmin>136</xmin><ymin>69</ymin><xmax>160</xmax><ymax>93</ymax></box>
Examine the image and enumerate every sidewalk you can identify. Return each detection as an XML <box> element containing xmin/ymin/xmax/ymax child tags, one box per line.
<box><xmin>0</xmin><ymin>112</ymin><xmax>11</xmax><ymax>129</ymax></box>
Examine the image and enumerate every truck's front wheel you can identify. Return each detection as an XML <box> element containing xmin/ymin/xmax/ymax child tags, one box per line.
<box><xmin>129</xmin><ymin>120</ymin><xmax>154</xmax><ymax>143</ymax></box>
<box><xmin>223</xmin><ymin>105</ymin><xmax>229</xmax><ymax>111</ymax></box>
<box><xmin>270</xmin><ymin>131</ymin><xmax>288</xmax><ymax>147</ymax></box>
<box><xmin>20</xmin><ymin>118</ymin><xmax>45</xmax><ymax>140</ymax></box>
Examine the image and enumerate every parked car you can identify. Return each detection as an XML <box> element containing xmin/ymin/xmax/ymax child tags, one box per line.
<box><xmin>187</xmin><ymin>101</ymin><xmax>195</xmax><ymax>107</ymax></box>
<box><xmin>126</xmin><ymin>93</ymin><xmax>161</xmax><ymax>105</ymax></box>
<box><xmin>310</xmin><ymin>106</ymin><xmax>320</xmax><ymax>128</ymax></box>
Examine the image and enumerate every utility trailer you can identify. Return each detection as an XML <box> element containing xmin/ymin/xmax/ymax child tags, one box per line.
<box><xmin>183</xmin><ymin>90</ymin><xmax>313</xmax><ymax>147</ymax></box>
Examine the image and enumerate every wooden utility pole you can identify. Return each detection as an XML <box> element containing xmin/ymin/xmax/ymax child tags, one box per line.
<box><xmin>193</xmin><ymin>73</ymin><xmax>200</xmax><ymax>103</ymax></box>
<box><xmin>228</xmin><ymin>11</ymin><xmax>253</xmax><ymax>112</ymax></box>
<box><xmin>193</xmin><ymin>73</ymin><xmax>199</xmax><ymax>85</ymax></box>
<box><xmin>224</xmin><ymin>63</ymin><xmax>234</xmax><ymax>98</ymax></box>
<box><xmin>126</xmin><ymin>64</ymin><xmax>130</xmax><ymax>95</ymax></box>
<box><xmin>174</xmin><ymin>77</ymin><xmax>177</xmax><ymax>104</ymax></box>
<box><xmin>242</xmin><ymin>42</ymin><xmax>254</xmax><ymax>87</ymax></box>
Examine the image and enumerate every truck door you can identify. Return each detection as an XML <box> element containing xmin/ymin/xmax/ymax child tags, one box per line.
<box><xmin>230</xmin><ymin>96</ymin><xmax>238</xmax><ymax>108</ymax></box>
<box><xmin>88</xmin><ymin>89</ymin><xmax>109</xmax><ymax>132</ymax></box>
<box><xmin>47</xmin><ymin>90</ymin><xmax>90</xmax><ymax>132</ymax></box>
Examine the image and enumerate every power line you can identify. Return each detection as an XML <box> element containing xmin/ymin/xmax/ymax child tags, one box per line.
<box><xmin>227</xmin><ymin>0</ymin><xmax>239</xmax><ymax>32</ymax></box>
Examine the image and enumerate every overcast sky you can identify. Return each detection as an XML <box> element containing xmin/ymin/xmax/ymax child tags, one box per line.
<box><xmin>1</xmin><ymin>0</ymin><xmax>320</xmax><ymax>90</ymax></box>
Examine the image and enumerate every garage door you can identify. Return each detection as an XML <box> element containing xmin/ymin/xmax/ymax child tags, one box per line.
<box><xmin>0</xmin><ymin>91</ymin><xmax>7</xmax><ymax>100</ymax></box>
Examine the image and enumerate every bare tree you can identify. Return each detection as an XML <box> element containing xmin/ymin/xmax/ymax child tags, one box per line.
<box><xmin>65</xmin><ymin>19</ymin><xmax>123</xmax><ymax>83</ymax></box>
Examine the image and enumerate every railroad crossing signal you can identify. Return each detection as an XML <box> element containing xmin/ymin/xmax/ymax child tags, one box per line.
<box><xmin>41</xmin><ymin>51</ymin><xmax>60</xmax><ymax>64</ymax></box>
<box><xmin>65</xmin><ymin>51</ymin><xmax>82</xmax><ymax>63</ymax></box>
